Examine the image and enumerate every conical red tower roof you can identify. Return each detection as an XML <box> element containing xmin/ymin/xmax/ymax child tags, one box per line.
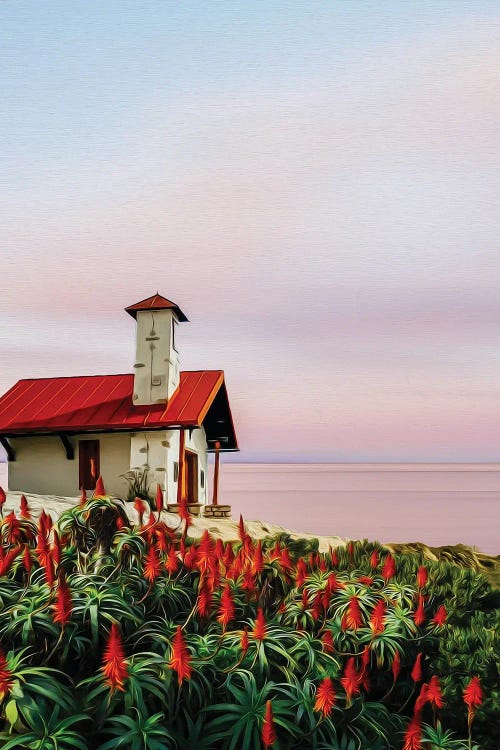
<box><xmin>125</xmin><ymin>293</ymin><xmax>188</xmax><ymax>322</ymax></box>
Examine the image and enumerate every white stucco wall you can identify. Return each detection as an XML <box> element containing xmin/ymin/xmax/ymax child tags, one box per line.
<box><xmin>133</xmin><ymin>309</ymin><xmax>180</xmax><ymax>405</ymax></box>
<box><xmin>130</xmin><ymin>427</ymin><xmax>208</xmax><ymax>505</ymax></box>
<box><xmin>8</xmin><ymin>432</ymin><xmax>132</xmax><ymax>498</ymax></box>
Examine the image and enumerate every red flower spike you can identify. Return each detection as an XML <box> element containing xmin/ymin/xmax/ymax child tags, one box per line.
<box><xmin>427</xmin><ymin>675</ymin><xmax>444</xmax><ymax>709</ymax></box>
<box><xmin>169</xmin><ymin>626</ymin><xmax>192</xmax><ymax>684</ymax></box>
<box><xmin>133</xmin><ymin>497</ymin><xmax>145</xmax><ymax>524</ymax></box>
<box><xmin>370</xmin><ymin>600</ymin><xmax>386</xmax><ymax>634</ymax></box>
<box><xmin>102</xmin><ymin>623</ymin><xmax>128</xmax><ymax>692</ymax></box>
<box><xmin>392</xmin><ymin>650</ymin><xmax>401</xmax><ymax>682</ymax></box>
<box><xmin>144</xmin><ymin>545</ymin><xmax>161</xmax><ymax>583</ymax></box>
<box><xmin>411</xmin><ymin>653</ymin><xmax>423</xmax><ymax>683</ymax></box>
<box><xmin>413</xmin><ymin>594</ymin><xmax>426</xmax><ymax>626</ymax></box>
<box><xmin>432</xmin><ymin>604</ymin><xmax>447</xmax><ymax>627</ymax></box>
<box><xmin>347</xmin><ymin>541</ymin><xmax>354</xmax><ymax>559</ymax></box>
<box><xmin>22</xmin><ymin>546</ymin><xmax>32</xmax><ymax>574</ymax></box>
<box><xmin>51</xmin><ymin>532</ymin><xmax>62</xmax><ymax>568</ymax></box>
<box><xmin>295</xmin><ymin>558</ymin><xmax>307</xmax><ymax>587</ymax></box>
<box><xmin>318</xmin><ymin>556</ymin><xmax>328</xmax><ymax>573</ymax></box>
<box><xmin>314</xmin><ymin>677</ymin><xmax>336</xmax><ymax>717</ymax></box>
<box><xmin>361</xmin><ymin>645</ymin><xmax>371</xmax><ymax>672</ymax></box>
<box><xmin>238</xmin><ymin>514</ymin><xmax>247</xmax><ymax>542</ymax></box>
<box><xmin>93</xmin><ymin>476</ymin><xmax>106</xmax><ymax>498</ymax></box>
<box><xmin>340</xmin><ymin>657</ymin><xmax>362</xmax><ymax>705</ymax></box>
<box><xmin>19</xmin><ymin>494</ymin><xmax>31</xmax><ymax>519</ymax></box>
<box><xmin>116</xmin><ymin>516</ymin><xmax>125</xmax><ymax>530</ymax></box>
<box><xmin>251</xmin><ymin>540</ymin><xmax>264</xmax><ymax>575</ymax></box>
<box><xmin>330</xmin><ymin>547</ymin><xmax>339</xmax><ymax>567</ymax></box>
<box><xmin>155</xmin><ymin>484</ymin><xmax>164</xmax><ymax>513</ymax></box>
<box><xmin>53</xmin><ymin>573</ymin><xmax>73</xmax><ymax>626</ymax></box>
<box><xmin>0</xmin><ymin>547</ymin><xmax>19</xmax><ymax>577</ymax></box>
<box><xmin>278</xmin><ymin>547</ymin><xmax>293</xmax><ymax>572</ymax></box>
<box><xmin>382</xmin><ymin>553</ymin><xmax>397</xmax><ymax>580</ymax></box>
<box><xmin>197</xmin><ymin>579</ymin><xmax>213</xmax><ymax>618</ymax></box>
<box><xmin>416</xmin><ymin>565</ymin><xmax>428</xmax><ymax>589</ymax></box>
<box><xmin>262</xmin><ymin>700</ymin><xmax>277</xmax><ymax>748</ymax></box>
<box><xmin>79</xmin><ymin>487</ymin><xmax>87</xmax><ymax>506</ymax></box>
<box><xmin>370</xmin><ymin>549</ymin><xmax>379</xmax><ymax>569</ymax></box>
<box><xmin>0</xmin><ymin>649</ymin><xmax>13</xmax><ymax>699</ymax></box>
<box><xmin>414</xmin><ymin>683</ymin><xmax>429</xmax><ymax>716</ymax></box>
<box><xmin>403</xmin><ymin>716</ymin><xmax>422</xmax><ymax>750</ymax></box>
<box><xmin>253</xmin><ymin>607</ymin><xmax>267</xmax><ymax>641</ymax></box>
<box><xmin>321</xmin><ymin>630</ymin><xmax>334</xmax><ymax>654</ymax></box>
<box><xmin>463</xmin><ymin>676</ymin><xmax>483</xmax><ymax>725</ymax></box>
<box><xmin>0</xmin><ymin>486</ymin><xmax>6</xmax><ymax>512</ymax></box>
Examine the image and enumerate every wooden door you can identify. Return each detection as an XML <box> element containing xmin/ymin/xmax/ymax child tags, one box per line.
<box><xmin>184</xmin><ymin>450</ymin><xmax>198</xmax><ymax>503</ymax></box>
<box><xmin>79</xmin><ymin>439</ymin><xmax>100</xmax><ymax>490</ymax></box>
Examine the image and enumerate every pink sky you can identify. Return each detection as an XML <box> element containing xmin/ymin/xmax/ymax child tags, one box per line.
<box><xmin>1</xmin><ymin>4</ymin><xmax>499</xmax><ymax>461</ymax></box>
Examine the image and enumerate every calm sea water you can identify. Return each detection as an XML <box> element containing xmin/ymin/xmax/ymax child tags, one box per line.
<box><xmin>211</xmin><ymin>463</ymin><xmax>499</xmax><ymax>555</ymax></box>
<box><xmin>1</xmin><ymin>462</ymin><xmax>498</xmax><ymax>554</ymax></box>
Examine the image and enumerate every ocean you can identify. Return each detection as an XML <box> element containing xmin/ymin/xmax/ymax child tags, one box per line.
<box><xmin>1</xmin><ymin>462</ymin><xmax>498</xmax><ymax>555</ymax></box>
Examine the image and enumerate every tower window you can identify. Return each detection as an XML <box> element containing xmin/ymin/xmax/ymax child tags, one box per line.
<box><xmin>173</xmin><ymin>461</ymin><xmax>179</xmax><ymax>482</ymax></box>
<box><xmin>200</xmin><ymin>470</ymin><xmax>205</xmax><ymax>489</ymax></box>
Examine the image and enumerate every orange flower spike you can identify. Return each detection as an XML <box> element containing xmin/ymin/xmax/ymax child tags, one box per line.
<box><xmin>361</xmin><ymin>644</ymin><xmax>371</xmax><ymax>672</ymax></box>
<box><xmin>403</xmin><ymin>716</ymin><xmax>422</xmax><ymax>750</ymax></box>
<box><xmin>411</xmin><ymin>653</ymin><xmax>423</xmax><ymax>683</ymax></box>
<box><xmin>463</xmin><ymin>676</ymin><xmax>483</xmax><ymax>725</ymax></box>
<box><xmin>240</xmin><ymin>626</ymin><xmax>249</xmax><ymax>654</ymax></box>
<box><xmin>53</xmin><ymin>573</ymin><xmax>73</xmax><ymax>626</ymax></box>
<box><xmin>427</xmin><ymin>675</ymin><xmax>444</xmax><ymax>709</ymax></box>
<box><xmin>102</xmin><ymin>623</ymin><xmax>128</xmax><ymax>692</ymax></box>
<box><xmin>262</xmin><ymin>700</ymin><xmax>277</xmax><ymax>749</ymax></box>
<box><xmin>370</xmin><ymin>599</ymin><xmax>386</xmax><ymax>634</ymax></box>
<box><xmin>343</xmin><ymin>596</ymin><xmax>363</xmax><ymax>631</ymax></box>
<box><xmin>196</xmin><ymin>579</ymin><xmax>213</xmax><ymax>618</ymax></box>
<box><xmin>19</xmin><ymin>494</ymin><xmax>31</xmax><ymax>519</ymax></box>
<box><xmin>79</xmin><ymin>486</ymin><xmax>87</xmax><ymax>506</ymax></box>
<box><xmin>169</xmin><ymin>625</ymin><xmax>192</xmax><ymax>684</ymax></box>
<box><xmin>217</xmin><ymin>584</ymin><xmax>235</xmax><ymax>630</ymax></box>
<box><xmin>94</xmin><ymin>476</ymin><xmax>106</xmax><ymax>498</ymax></box>
<box><xmin>165</xmin><ymin>545</ymin><xmax>179</xmax><ymax>575</ymax></box>
<box><xmin>143</xmin><ymin>545</ymin><xmax>161</xmax><ymax>583</ymax></box>
<box><xmin>253</xmin><ymin>607</ymin><xmax>267</xmax><ymax>641</ymax></box>
<box><xmin>382</xmin><ymin>553</ymin><xmax>397</xmax><ymax>581</ymax></box>
<box><xmin>432</xmin><ymin>604</ymin><xmax>447</xmax><ymax>627</ymax></box>
<box><xmin>392</xmin><ymin>650</ymin><xmax>401</xmax><ymax>682</ymax></box>
<box><xmin>314</xmin><ymin>677</ymin><xmax>336</xmax><ymax>717</ymax></box>
<box><xmin>0</xmin><ymin>649</ymin><xmax>13</xmax><ymax>700</ymax></box>
<box><xmin>414</xmin><ymin>594</ymin><xmax>426</xmax><ymax>626</ymax></box>
<box><xmin>416</xmin><ymin>565</ymin><xmax>428</xmax><ymax>589</ymax></box>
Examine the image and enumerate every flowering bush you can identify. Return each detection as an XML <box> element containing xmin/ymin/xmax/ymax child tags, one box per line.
<box><xmin>0</xmin><ymin>484</ymin><xmax>498</xmax><ymax>749</ymax></box>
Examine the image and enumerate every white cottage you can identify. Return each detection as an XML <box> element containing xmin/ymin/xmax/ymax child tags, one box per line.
<box><xmin>0</xmin><ymin>294</ymin><xmax>238</xmax><ymax>510</ymax></box>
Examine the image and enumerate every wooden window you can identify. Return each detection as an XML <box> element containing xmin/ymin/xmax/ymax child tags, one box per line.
<box><xmin>184</xmin><ymin>450</ymin><xmax>198</xmax><ymax>503</ymax></box>
<box><xmin>79</xmin><ymin>440</ymin><xmax>100</xmax><ymax>490</ymax></box>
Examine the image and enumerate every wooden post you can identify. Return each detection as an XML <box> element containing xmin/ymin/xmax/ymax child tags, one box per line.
<box><xmin>212</xmin><ymin>440</ymin><xmax>221</xmax><ymax>506</ymax></box>
<box><xmin>176</xmin><ymin>428</ymin><xmax>186</xmax><ymax>505</ymax></box>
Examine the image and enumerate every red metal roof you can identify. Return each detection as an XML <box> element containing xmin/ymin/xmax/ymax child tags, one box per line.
<box><xmin>125</xmin><ymin>293</ymin><xmax>188</xmax><ymax>322</ymax></box>
<box><xmin>0</xmin><ymin>371</ymin><xmax>236</xmax><ymax>445</ymax></box>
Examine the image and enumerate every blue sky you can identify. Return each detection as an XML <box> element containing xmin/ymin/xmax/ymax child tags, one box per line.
<box><xmin>1</xmin><ymin>2</ymin><xmax>499</xmax><ymax>461</ymax></box>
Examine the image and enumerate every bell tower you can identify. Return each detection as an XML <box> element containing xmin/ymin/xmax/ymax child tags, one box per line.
<box><xmin>125</xmin><ymin>293</ymin><xmax>188</xmax><ymax>405</ymax></box>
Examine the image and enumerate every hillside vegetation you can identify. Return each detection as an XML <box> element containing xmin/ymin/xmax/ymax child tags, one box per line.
<box><xmin>0</xmin><ymin>486</ymin><xmax>498</xmax><ymax>749</ymax></box>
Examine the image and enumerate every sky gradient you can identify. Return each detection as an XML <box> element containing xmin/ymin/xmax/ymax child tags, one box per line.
<box><xmin>2</xmin><ymin>2</ymin><xmax>499</xmax><ymax>462</ymax></box>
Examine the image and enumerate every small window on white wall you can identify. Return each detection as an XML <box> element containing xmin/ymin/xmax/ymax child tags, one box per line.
<box><xmin>173</xmin><ymin>462</ymin><xmax>179</xmax><ymax>482</ymax></box>
<box><xmin>200</xmin><ymin>470</ymin><xmax>205</xmax><ymax>489</ymax></box>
